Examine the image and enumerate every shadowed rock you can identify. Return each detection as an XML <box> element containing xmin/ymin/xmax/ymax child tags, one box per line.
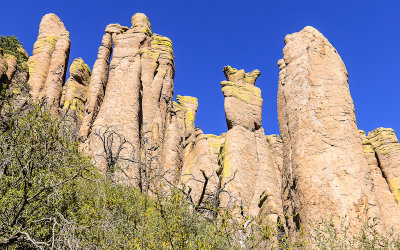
<box><xmin>0</xmin><ymin>49</ymin><xmax>7</xmax><ymax>78</ymax></box>
<box><xmin>359</xmin><ymin>130</ymin><xmax>400</xmax><ymax>233</ymax></box>
<box><xmin>79</xmin><ymin>32</ymin><xmax>112</xmax><ymax>139</ymax></box>
<box><xmin>368</xmin><ymin>128</ymin><xmax>400</xmax><ymax>203</ymax></box>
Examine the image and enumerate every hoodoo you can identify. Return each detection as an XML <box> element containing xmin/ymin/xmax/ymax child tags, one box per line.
<box><xmin>19</xmin><ymin>13</ymin><xmax>400</xmax><ymax>242</ymax></box>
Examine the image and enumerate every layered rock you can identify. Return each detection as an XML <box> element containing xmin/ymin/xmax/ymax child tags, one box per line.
<box><xmin>60</xmin><ymin>58</ymin><xmax>91</xmax><ymax>127</ymax></box>
<box><xmin>21</xmin><ymin>12</ymin><xmax>400</xmax><ymax>240</ymax></box>
<box><xmin>359</xmin><ymin>130</ymin><xmax>400</xmax><ymax>233</ymax></box>
<box><xmin>368</xmin><ymin>128</ymin><xmax>400</xmax><ymax>203</ymax></box>
<box><xmin>28</xmin><ymin>13</ymin><xmax>70</xmax><ymax>106</ymax></box>
<box><xmin>219</xmin><ymin>66</ymin><xmax>284</xmax><ymax>222</ymax></box>
<box><xmin>82</xmin><ymin>14</ymin><xmax>175</xmax><ymax>186</ymax></box>
<box><xmin>161</xmin><ymin>96</ymin><xmax>198</xmax><ymax>185</ymax></box>
<box><xmin>277</xmin><ymin>26</ymin><xmax>381</xmax><ymax>234</ymax></box>
<box><xmin>79</xmin><ymin>33</ymin><xmax>112</xmax><ymax>139</ymax></box>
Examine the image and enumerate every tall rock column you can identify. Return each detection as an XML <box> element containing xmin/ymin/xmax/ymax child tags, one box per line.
<box><xmin>220</xmin><ymin>66</ymin><xmax>284</xmax><ymax>220</ymax></box>
<box><xmin>86</xmin><ymin>13</ymin><xmax>176</xmax><ymax>187</ymax></box>
<box><xmin>28</xmin><ymin>13</ymin><xmax>70</xmax><ymax>105</ymax></box>
<box><xmin>140</xmin><ymin>34</ymin><xmax>174</xmax><ymax>170</ymax></box>
<box><xmin>89</xmin><ymin>15</ymin><xmax>150</xmax><ymax>184</ymax></box>
<box><xmin>60</xmin><ymin>58</ymin><xmax>91</xmax><ymax>131</ymax></box>
<box><xmin>79</xmin><ymin>31</ymin><xmax>113</xmax><ymax>139</ymax></box>
<box><xmin>277</xmin><ymin>26</ymin><xmax>380</xmax><ymax>234</ymax></box>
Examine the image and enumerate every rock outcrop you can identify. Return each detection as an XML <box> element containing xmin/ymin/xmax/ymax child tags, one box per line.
<box><xmin>220</xmin><ymin>66</ymin><xmax>284</xmax><ymax>222</ymax></box>
<box><xmin>277</xmin><ymin>26</ymin><xmax>381</xmax><ymax>235</ymax></box>
<box><xmin>28</xmin><ymin>13</ymin><xmax>70</xmax><ymax>106</ymax></box>
<box><xmin>79</xmin><ymin>33</ymin><xmax>112</xmax><ymax>139</ymax></box>
<box><xmin>79</xmin><ymin>14</ymin><xmax>175</xmax><ymax>186</ymax></box>
<box><xmin>16</xmin><ymin>12</ymin><xmax>400</xmax><ymax>240</ymax></box>
<box><xmin>60</xmin><ymin>58</ymin><xmax>91</xmax><ymax>130</ymax></box>
<box><xmin>0</xmin><ymin>42</ymin><xmax>29</xmax><ymax>100</ymax></box>
<box><xmin>0</xmin><ymin>49</ymin><xmax>7</xmax><ymax>79</ymax></box>
<box><xmin>368</xmin><ymin>128</ymin><xmax>400</xmax><ymax>203</ymax></box>
<box><xmin>360</xmin><ymin>130</ymin><xmax>400</xmax><ymax>233</ymax></box>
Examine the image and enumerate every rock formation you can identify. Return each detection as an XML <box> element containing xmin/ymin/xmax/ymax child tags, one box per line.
<box><xmin>78</xmin><ymin>14</ymin><xmax>175</xmax><ymax>186</ymax></box>
<box><xmin>79</xmin><ymin>33</ymin><xmax>112</xmax><ymax>139</ymax></box>
<box><xmin>277</xmin><ymin>26</ymin><xmax>382</xmax><ymax>235</ymax></box>
<box><xmin>60</xmin><ymin>58</ymin><xmax>91</xmax><ymax>131</ymax></box>
<box><xmin>0</xmin><ymin>49</ymin><xmax>7</xmax><ymax>78</ymax></box>
<box><xmin>28</xmin><ymin>13</ymin><xmax>70</xmax><ymax>106</ymax></box>
<box><xmin>0</xmin><ymin>41</ymin><xmax>29</xmax><ymax>100</ymax></box>
<box><xmin>16</xmin><ymin>12</ymin><xmax>400</xmax><ymax>240</ymax></box>
<box><xmin>368</xmin><ymin>128</ymin><xmax>400</xmax><ymax>203</ymax></box>
<box><xmin>359</xmin><ymin>130</ymin><xmax>400</xmax><ymax>233</ymax></box>
<box><xmin>220</xmin><ymin>66</ymin><xmax>284</xmax><ymax>222</ymax></box>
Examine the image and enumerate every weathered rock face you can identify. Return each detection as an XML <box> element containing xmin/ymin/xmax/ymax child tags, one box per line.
<box><xmin>28</xmin><ymin>13</ymin><xmax>70</xmax><ymax>106</ymax></box>
<box><xmin>79</xmin><ymin>14</ymin><xmax>176</xmax><ymax>186</ymax></box>
<box><xmin>359</xmin><ymin>130</ymin><xmax>400</xmax><ymax>233</ymax></box>
<box><xmin>60</xmin><ymin>58</ymin><xmax>91</xmax><ymax>130</ymax></box>
<box><xmin>277</xmin><ymin>26</ymin><xmax>381</xmax><ymax>234</ymax></box>
<box><xmin>161</xmin><ymin>96</ymin><xmax>198</xmax><ymax>184</ymax></box>
<box><xmin>4</xmin><ymin>55</ymin><xmax>17</xmax><ymax>82</ymax></box>
<box><xmin>368</xmin><ymin>128</ymin><xmax>400</xmax><ymax>203</ymax></box>
<box><xmin>20</xmin><ymin>13</ymin><xmax>400</xmax><ymax>239</ymax></box>
<box><xmin>79</xmin><ymin>33</ymin><xmax>112</xmax><ymax>139</ymax></box>
<box><xmin>220</xmin><ymin>66</ymin><xmax>284</xmax><ymax>222</ymax></box>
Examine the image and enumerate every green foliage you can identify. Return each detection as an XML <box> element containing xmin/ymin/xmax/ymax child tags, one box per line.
<box><xmin>0</xmin><ymin>97</ymin><xmax>238</xmax><ymax>249</ymax></box>
<box><xmin>1</xmin><ymin>93</ymin><xmax>400</xmax><ymax>249</ymax></box>
<box><xmin>0</xmin><ymin>35</ymin><xmax>28</xmax><ymax>72</ymax></box>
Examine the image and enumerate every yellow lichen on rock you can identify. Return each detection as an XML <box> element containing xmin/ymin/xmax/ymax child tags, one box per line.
<box><xmin>368</xmin><ymin>127</ymin><xmax>400</xmax><ymax>203</ymax></box>
<box><xmin>176</xmin><ymin>95</ymin><xmax>198</xmax><ymax>134</ymax></box>
<box><xmin>220</xmin><ymin>80</ymin><xmax>263</xmax><ymax>106</ymax></box>
<box><xmin>223</xmin><ymin>65</ymin><xmax>260</xmax><ymax>85</ymax></box>
<box><xmin>151</xmin><ymin>34</ymin><xmax>174</xmax><ymax>61</ymax></box>
<box><xmin>131</xmin><ymin>13</ymin><xmax>152</xmax><ymax>36</ymax></box>
<box><xmin>61</xmin><ymin>58</ymin><xmax>91</xmax><ymax>125</ymax></box>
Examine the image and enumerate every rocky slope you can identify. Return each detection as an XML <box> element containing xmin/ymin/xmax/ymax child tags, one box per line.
<box><xmin>4</xmin><ymin>12</ymin><xmax>400</xmax><ymax>239</ymax></box>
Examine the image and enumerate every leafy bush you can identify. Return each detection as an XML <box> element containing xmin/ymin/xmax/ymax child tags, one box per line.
<box><xmin>0</xmin><ymin>98</ymin><xmax>241</xmax><ymax>249</ymax></box>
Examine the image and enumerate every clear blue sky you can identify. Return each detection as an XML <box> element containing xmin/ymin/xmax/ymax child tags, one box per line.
<box><xmin>2</xmin><ymin>0</ymin><xmax>399</xmax><ymax>136</ymax></box>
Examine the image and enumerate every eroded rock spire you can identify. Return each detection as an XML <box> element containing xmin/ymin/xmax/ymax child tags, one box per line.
<box><xmin>277</xmin><ymin>26</ymin><xmax>382</xmax><ymax>235</ymax></box>
<box><xmin>28</xmin><ymin>13</ymin><xmax>70</xmax><ymax>106</ymax></box>
<box><xmin>220</xmin><ymin>66</ymin><xmax>285</xmax><ymax>226</ymax></box>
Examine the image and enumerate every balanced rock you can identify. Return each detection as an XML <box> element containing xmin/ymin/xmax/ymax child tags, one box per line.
<box><xmin>220</xmin><ymin>66</ymin><xmax>284</xmax><ymax>221</ymax></box>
